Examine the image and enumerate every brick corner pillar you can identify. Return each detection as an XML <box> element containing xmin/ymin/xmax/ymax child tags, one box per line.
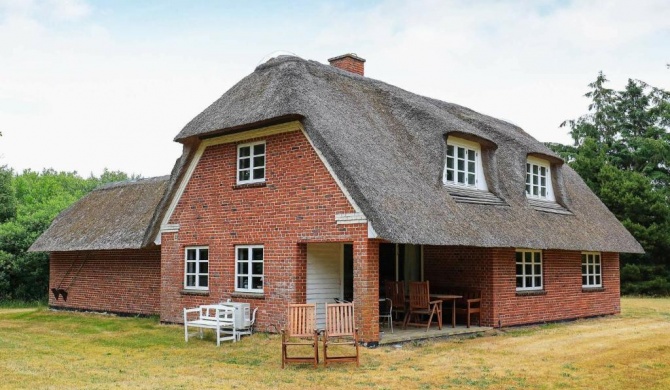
<box><xmin>353</xmin><ymin>237</ymin><xmax>380</xmax><ymax>343</ymax></box>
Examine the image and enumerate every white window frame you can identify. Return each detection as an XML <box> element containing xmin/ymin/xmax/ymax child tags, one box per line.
<box><xmin>184</xmin><ymin>246</ymin><xmax>209</xmax><ymax>291</ymax></box>
<box><xmin>237</xmin><ymin>141</ymin><xmax>266</xmax><ymax>185</ymax></box>
<box><xmin>443</xmin><ymin>137</ymin><xmax>488</xmax><ymax>191</ymax></box>
<box><xmin>516</xmin><ymin>249</ymin><xmax>543</xmax><ymax>291</ymax></box>
<box><xmin>235</xmin><ymin>245</ymin><xmax>264</xmax><ymax>293</ymax></box>
<box><xmin>582</xmin><ymin>252</ymin><xmax>602</xmax><ymax>288</ymax></box>
<box><xmin>526</xmin><ymin>156</ymin><xmax>555</xmax><ymax>201</ymax></box>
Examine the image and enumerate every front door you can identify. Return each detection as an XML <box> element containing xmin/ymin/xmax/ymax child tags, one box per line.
<box><xmin>306</xmin><ymin>243</ymin><xmax>343</xmax><ymax>328</ymax></box>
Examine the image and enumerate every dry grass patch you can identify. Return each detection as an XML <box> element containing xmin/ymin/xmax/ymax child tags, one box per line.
<box><xmin>1</xmin><ymin>298</ymin><xmax>669</xmax><ymax>389</ymax></box>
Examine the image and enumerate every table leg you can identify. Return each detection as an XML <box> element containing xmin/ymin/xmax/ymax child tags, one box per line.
<box><xmin>451</xmin><ymin>299</ymin><xmax>456</xmax><ymax>328</ymax></box>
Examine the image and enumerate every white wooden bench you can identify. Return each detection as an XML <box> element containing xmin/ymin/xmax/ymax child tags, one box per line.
<box><xmin>183</xmin><ymin>305</ymin><xmax>237</xmax><ymax>346</ymax></box>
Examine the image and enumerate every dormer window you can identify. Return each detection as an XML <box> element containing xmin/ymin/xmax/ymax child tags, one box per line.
<box><xmin>526</xmin><ymin>156</ymin><xmax>554</xmax><ymax>201</ymax></box>
<box><xmin>443</xmin><ymin>137</ymin><xmax>487</xmax><ymax>191</ymax></box>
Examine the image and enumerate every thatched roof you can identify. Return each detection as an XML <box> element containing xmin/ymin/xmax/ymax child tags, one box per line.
<box><xmin>173</xmin><ymin>55</ymin><xmax>643</xmax><ymax>253</ymax></box>
<box><xmin>29</xmin><ymin>176</ymin><xmax>169</xmax><ymax>252</ymax></box>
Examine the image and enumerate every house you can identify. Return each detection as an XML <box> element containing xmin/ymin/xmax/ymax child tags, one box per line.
<box><xmin>30</xmin><ymin>54</ymin><xmax>643</xmax><ymax>344</ymax></box>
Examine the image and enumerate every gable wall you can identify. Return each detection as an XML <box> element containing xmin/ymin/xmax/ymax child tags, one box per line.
<box><xmin>49</xmin><ymin>248</ymin><xmax>161</xmax><ymax>315</ymax></box>
<box><xmin>424</xmin><ymin>247</ymin><xmax>620</xmax><ymax>327</ymax></box>
<box><xmin>160</xmin><ymin>130</ymin><xmax>367</xmax><ymax>329</ymax></box>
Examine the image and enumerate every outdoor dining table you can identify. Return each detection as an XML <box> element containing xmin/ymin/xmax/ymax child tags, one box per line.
<box><xmin>430</xmin><ymin>294</ymin><xmax>462</xmax><ymax>328</ymax></box>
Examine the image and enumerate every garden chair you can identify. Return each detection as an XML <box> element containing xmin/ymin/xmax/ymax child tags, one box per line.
<box><xmin>281</xmin><ymin>304</ymin><xmax>319</xmax><ymax>368</ymax></box>
<box><xmin>385</xmin><ymin>280</ymin><xmax>406</xmax><ymax>321</ymax></box>
<box><xmin>323</xmin><ymin>302</ymin><xmax>359</xmax><ymax>367</ymax></box>
<box><xmin>379</xmin><ymin>298</ymin><xmax>393</xmax><ymax>333</ymax></box>
<box><xmin>403</xmin><ymin>281</ymin><xmax>442</xmax><ymax>331</ymax></box>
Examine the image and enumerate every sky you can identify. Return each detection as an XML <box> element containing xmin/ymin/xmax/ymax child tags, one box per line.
<box><xmin>1</xmin><ymin>0</ymin><xmax>668</xmax><ymax>178</ymax></box>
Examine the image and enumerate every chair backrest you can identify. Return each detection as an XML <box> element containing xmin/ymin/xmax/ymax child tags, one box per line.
<box><xmin>408</xmin><ymin>281</ymin><xmax>431</xmax><ymax>310</ymax></box>
<box><xmin>286</xmin><ymin>304</ymin><xmax>317</xmax><ymax>338</ymax></box>
<box><xmin>381</xmin><ymin>298</ymin><xmax>393</xmax><ymax>316</ymax></box>
<box><xmin>325</xmin><ymin>302</ymin><xmax>356</xmax><ymax>337</ymax></box>
<box><xmin>385</xmin><ymin>280</ymin><xmax>405</xmax><ymax>310</ymax></box>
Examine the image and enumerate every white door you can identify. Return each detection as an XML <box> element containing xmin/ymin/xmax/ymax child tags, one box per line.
<box><xmin>306</xmin><ymin>243</ymin><xmax>343</xmax><ymax>329</ymax></box>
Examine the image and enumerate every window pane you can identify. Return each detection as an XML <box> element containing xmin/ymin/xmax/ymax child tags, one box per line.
<box><xmin>254</xmin><ymin>143</ymin><xmax>265</xmax><ymax>155</ymax></box>
<box><xmin>582</xmin><ymin>254</ymin><xmax>586</xmax><ymax>263</ymax></box>
<box><xmin>457</xmin><ymin>147</ymin><xmax>464</xmax><ymax>159</ymax></box>
<box><xmin>526</xmin><ymin>163</ymin><xmax>530</xmax><ymax>174</ymax></box>
<box><xmin>253</xmin><ymin>156</ymin><xmax>265</xmax><ymax>167</ymax></box>
<box><xmin>540</xmin><ymin>166</ymin><xmax>546</xmax><ymax>176</ymax></box>
<box><xmin>199</xmin><ymin>262</ymin><xmax>208</xmax><ymax>274</ymax></box>
<box><xmin>525</xmin><ymin>264</ymin><xmax>532</xmax><ymax>275</ymax></box>
<box><xmin>525</xmin><ymin>184</ymin><xmax>530</xmax><ymax>194</ymax></box>
<box><xmin>534</xmin><ymin>277</ymin><xmax>541</xmax><ymax>287</ymax></box>
<box><xmin>468</xmin><ymin>174</ymin><xmax>475</xmax><ymax>185</ymax></box>
<box><xmin>541</xmin><ymin>188</ymin><xmax>546</xmax><ymax>197</ymax></box>
<box><xmin>252</xmin><ymin>248</ymin><xmax>263</xmax><ymax>260</ymax></box>
<box><xmin>517</xmin><ymin>276</ymin><xmax>523</xmax><ymax>288</ymax></box>
<box><xmin>541</xmin><ymin>177</ymin><xmax>546</xmax><ymax>186</ymax></box>
<box><xmin>589</xmin><ymin>276</ymin><xmax>594</xmax><ymax>285</ymax></box>
<box><xmin>596</xmin><ymin>275</ymin><xmax>601</xmax><ymax>285</ymax></box>
<box><xmin>187</xmin><ymin>249</ymin><xmax>196</xmax><ymax>260</ymax></box>
<box><xmin>253</xmin><ymin>168</ymin><xmax>265</xmax><ymax>179</ymax></box>
<box><xmin>467</xmin><ymin>150</ymin><xmax>475</xmax><ymax>161</ymax></box>
<box><xmin>533</xmin><ymin>165</ymin><xmax>538</xmax><ymax>174</ymax></box>
<box><xmin>457</xmin><ymin>172</ymin><xmax>465</xmax><ymax>183</ymax></box>
<box><xmin>582</xmin><ymin>264</ymin><xmax>586</xmax><ymax>274</ymax></box>
<box><xmin>516</xmin><ymin>252</ymin><xmax>523</xmax><ymax>262</ymax></box>
<box><xmin>252</xmin><ymin>277</ymin><xmax>263</xmax><ymax>289</ymax></box>
<box><xmin>525</xmin><ymin>252</ymin><xmax>532</xmax><ymax>262</ymax></box>
<box><xmin>238</xmin><ymin>248</ymin><xmax>248</xmax><ymax>260</ymax></box>
<box><xmin>516</xmin><ymin>264</ymin><xmax>522</xmax><ymax>275</ymax></box>
<box><xmin>239</xmin><ymin>158</ymin><xmax>250</xmax><ymax>169</ymax></box>
<box><xmin>252</xmin><ymin>262</ymin><xmax>263</xmax><ymax>275</ymax></box>
<box><xmin>525</xmin><ymin>276</ymin><xmax>532</xmax><ymax>286</ymax></box>
<box><xmin>582</xmin><ymin>276</ymin><xmax>587</xmax><ymax>285</ymax></box>
<box><xmin>239</xmin><ymin>146</ymin><xmax>250</xmax><ymax>157</ymax></box>
<box><xmin>534</xmin><ymin>252</ymin><xmax>541</xmax><ymax>262</ymax></box>
<box><xmin>239</xmin><ymin>170</ymin><xmax>250</xmax><ymax>181</ymax></box>
<box><xmin>457</xmin><ymin>159</ymin><xmax>464</xmax><ymax>171</ymax></box>
<box><xmin>186</xmin><ymin>275</ymin><xmax>195</xmax><ymax>287</ymax></box>
<box><xmin>534</xmin><ymin>264</ymin><xmax>541</xmax><ymax>275</ymax></box>
<box><xmin>533</xmin><ymin>187</ymin><xmax>539</xmax><ymax>196</ymax></box>
<box><xmin>238</xmin><ymin>262</ymin><xmax>248</xmax><ymax>274</ymax></box>
<box><xmin>199</xmin><ymin>249</ymin><xmax>208</xmax><ymax>261</ymax></box>
<box><xmin>199</xmin><ymin>275</ymin><xmax>208</xmax><ymax>287</ymax></box>
<box><xmin>533</xmin><ymin>175</ymin><xmax>538</xmax><ymax>185</ymax></box>
<box><xmin>238</xmin><ymin>276</ymin><xmax>248</xmax><ymax>289</ymax></box>
<box><xmin>186</xmin><ymin>262</ymin><xmax>195</xmax><ymax>273</ymax></box>
<box><xmin>446</xmin><ymin>156</ymin><xmax>454</xmax><ymax>168</ymax></box>
<box><xmin>447</xmin><ymin>145</ymin><xmax>454</xmax><ymax>157</ymax></box>
<box><xmin>446</xmin><ymin>170</ymin><xmax>454</xmax><ymax>182</ymax></box>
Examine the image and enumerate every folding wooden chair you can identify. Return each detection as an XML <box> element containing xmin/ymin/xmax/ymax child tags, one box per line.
<box><xmin>403</xmin><ymin>281</ymin><xmax>442</xmax><ymax>331</ymax></box>
<box><xmin>281</xmin><ymin>304</ymin><xmax>319</xmax><ymax>368</ymax></box>
<box><xmin>323</xmin><ymin>302</ymin><xmax>359</xmax><ymax>367</ymax></box>
<box><xmin>385</xmin><ymin>280</ymin><xmax>406</xmax><ymax>321</ymax></box>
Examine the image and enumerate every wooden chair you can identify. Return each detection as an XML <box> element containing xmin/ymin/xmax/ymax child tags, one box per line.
<box><xmin>403</xmin><ymin>281</ymin><xmax>442</xmax><ymax>331</ymax></box>
<box><xmin>323</xmin><ymin>302</ymin><xmax>360</xmax><ymax>367</ymax></box>
<box><xmin>455</xmin><ymin>290</ymin><xmax>481</xmax><ymax>328</ymax></box>
<box><xmin>281</xmin><ymin>304</ymin><xmax>319</xmax><ymax>369</ymax></box>
<box><xmin>384</xmin><ymin>280</ymin><xmax>406</xmax><ymax>321</ymax></box>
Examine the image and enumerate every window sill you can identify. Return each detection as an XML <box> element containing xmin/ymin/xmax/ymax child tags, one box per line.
<box><xmin>233</xmin><ymin>182</ymin><xmax>267</xmax><ymax>190</ymax></box>
<box><xmin>231</xmin><ymin>292</ymin><xmax>265</xmax><ymax>300</ymax></box>
<box><xmin>516</xmin><ymin>290</ymin><xmax>547</xmax><ymax>297</ymax></box>
<box><xmin>180</xmin><ymin>289</ymin><xmax>210</xmax><ymax>296</ymax></box>
<box><xmin>582</xmin><ymin>287</ymin><xmax>605</xmax><ymax>293</ymax></box>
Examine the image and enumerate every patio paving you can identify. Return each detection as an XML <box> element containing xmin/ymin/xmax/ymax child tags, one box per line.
<box><xmin>378</xmin><ymin>324</ymin><xmax>493</xmax><ymax>345</ymax></box>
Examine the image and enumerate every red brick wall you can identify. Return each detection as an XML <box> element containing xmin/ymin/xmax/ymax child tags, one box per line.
<box><xmin>424</xmin><ymin>247</ymin><xmax>620</xmax><ymax>327</ymax></box>
<box><xmin>49</xmin><ymin>248</ymin><xmax>161</xmax><ymax>315</ymax></box>
<box><xmin>161</xmin><ymin>130</ymin><xmax>369</xmax><ymax>335</ymax></box>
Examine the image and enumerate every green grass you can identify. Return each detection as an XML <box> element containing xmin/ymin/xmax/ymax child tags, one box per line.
<box><xmin>0</xmin><ymin>298</ymin><xmax>669</xmax><ymax>389</ymax></box>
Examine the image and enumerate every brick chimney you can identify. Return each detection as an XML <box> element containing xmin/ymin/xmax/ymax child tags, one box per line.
<box><xmin>328</xmin><ymin>53</ymin><xmax>366</xmax><ymax>76</ymax></box>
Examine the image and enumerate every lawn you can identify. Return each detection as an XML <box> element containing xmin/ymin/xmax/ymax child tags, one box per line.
<box><xmin>1</xmin><ymin>298</ymin><xmax>669</xmax><ymax>389</ymax></box>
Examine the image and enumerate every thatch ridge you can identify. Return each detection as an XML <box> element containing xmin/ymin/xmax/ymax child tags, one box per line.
<box><xmin>172</xmin><ymin>55</ymin><xmax>642</xmax><ymax>253</ymax></box>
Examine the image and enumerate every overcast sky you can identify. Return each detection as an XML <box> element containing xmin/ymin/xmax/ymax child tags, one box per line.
<box><xmin>1</xmin><ymin>0</ymin><xmax>668</xmax><ymax>178</ymax></box>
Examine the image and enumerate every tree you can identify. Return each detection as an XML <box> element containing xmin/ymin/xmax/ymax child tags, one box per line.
<box><xmin>0</xmin><ymin>169</ymin><xmax>138</xmax><ymax>301</ymax></box>
<box><xmin>550</xmin><ymin>72</ymin><xmax>670</xmax><ymax>295</ymax></box>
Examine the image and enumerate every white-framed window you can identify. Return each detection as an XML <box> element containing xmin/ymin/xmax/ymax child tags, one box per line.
<box><xmin>235</xmin><ymin>245</ymin><xmax>264</xmax><ymax>293</ymax></box>
<box><xmin>184</xmin><ymin>246</ymin><xmax>209</xmax><ymax>290</ymax></box>
<box><xmin>443</xmin><ymin>137</ymin><xmax>488</xmax><ymax>190</ymax></box>
<box><xmin>582</xmin><ymin>252</ymin><xmax>602</xmax><ymax>288</ymax></box>
<box><xmin>237</xmin><ymin>141</ymin><xmax>266</xmax><ymax>184</ymax></box>
<box><xmin>516</xmin><ymin>249</ymin><xmax>543</xmax><ymax>291</ymax></box>
<box><xmin>526</xmin><ymin>156</ymin><xmax>555</xmax><ymax>201</ymax></box>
